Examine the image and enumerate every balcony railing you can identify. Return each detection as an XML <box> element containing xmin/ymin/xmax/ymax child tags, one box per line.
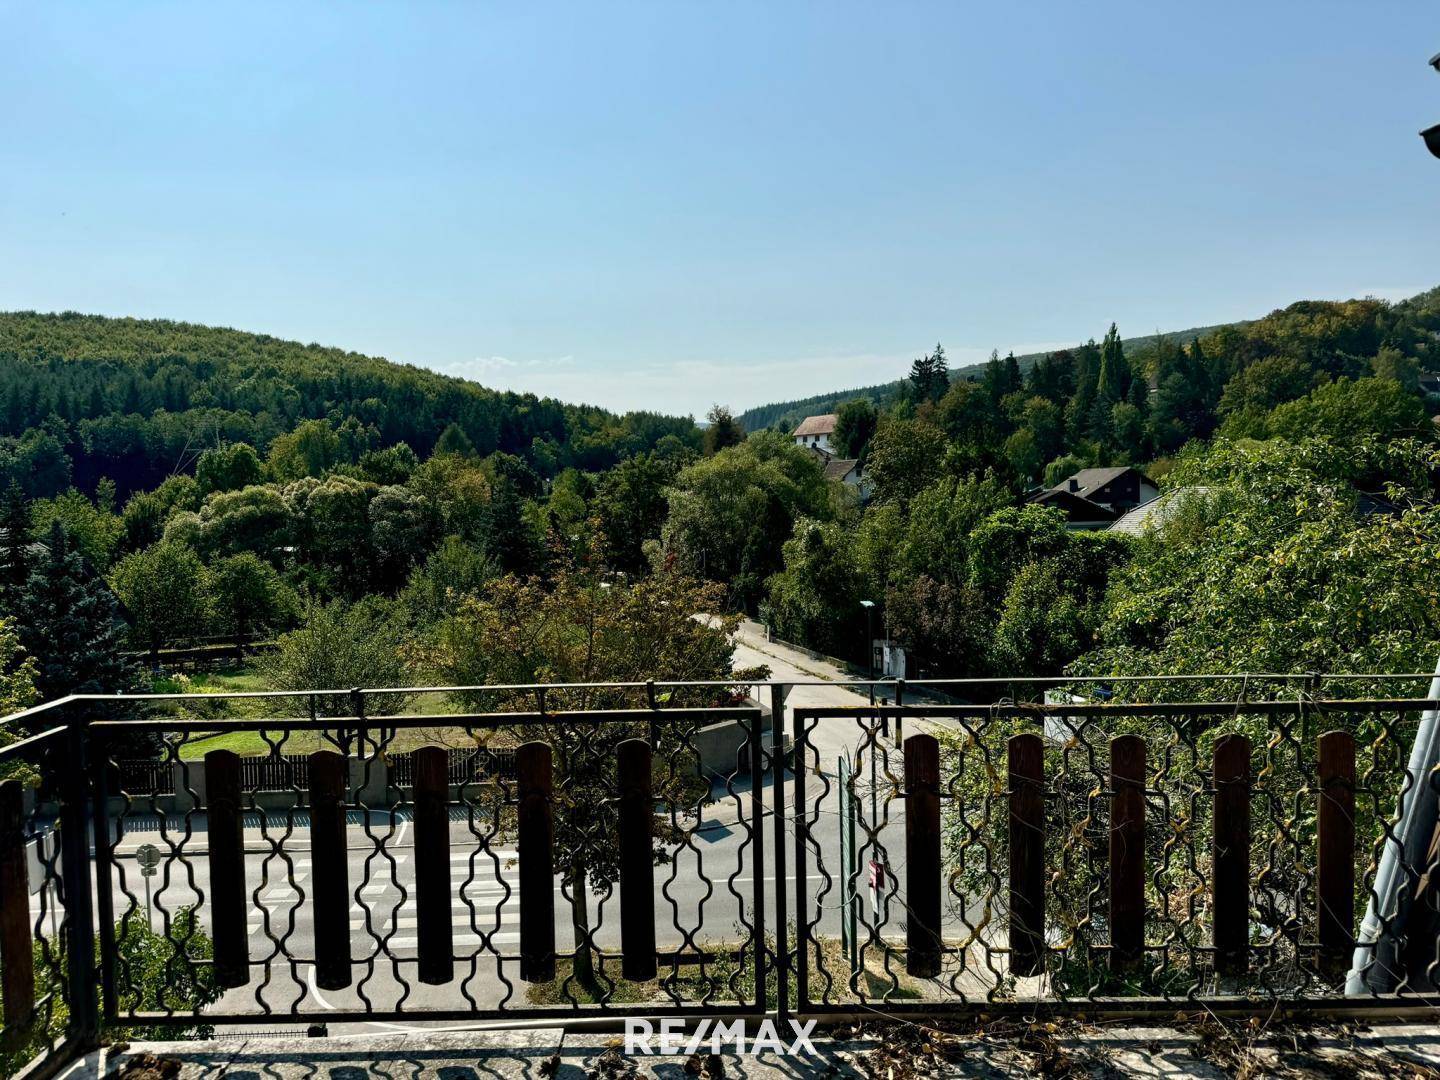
<box><xmin>0</xmin><ymin>676</ymin><xmax>1438</xmax><ymax>1077</ymax></box>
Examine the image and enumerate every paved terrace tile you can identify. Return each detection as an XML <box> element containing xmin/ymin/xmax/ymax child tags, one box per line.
<box><xmin>47</xmin><ymin>1021</ymin><xmax>1440</xmax><ymax>1079</ymax></box>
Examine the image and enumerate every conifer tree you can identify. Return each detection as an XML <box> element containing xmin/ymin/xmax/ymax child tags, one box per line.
<box><xmin>1095</xmin><ymin>323</ymin><xmax>1130</xmax><ymax>405</ymax></box>
<box><xmin>0</xmin><ymin>482</ymin><xmax>32</xmax><ymax>610</ymax></box>
<box><xmin>18</xmin><ymin>520</ymin><xmax>137</xmax><ymax>703</ymax></box>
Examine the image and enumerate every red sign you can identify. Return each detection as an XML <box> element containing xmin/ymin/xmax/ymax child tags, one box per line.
<box><xmin>867</xmin><ymin>859</ymin><xmax>885</xmax><ymax>890</ymax></box>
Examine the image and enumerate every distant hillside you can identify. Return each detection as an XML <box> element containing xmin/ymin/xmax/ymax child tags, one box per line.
<box><xmin>738</xmin><ymin>324</ymin><xmax>1235</xmax><ymax>433</ymax></box>
<box><xmin>0</xmin><ymin>311</ymin><xmax>697</xmax><ymax>497</ymax></box>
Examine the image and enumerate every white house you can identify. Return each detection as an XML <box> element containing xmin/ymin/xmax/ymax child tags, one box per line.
<box><xmin>791</xmin><ymin>413</ymin><xmax>837</xmax><ymax>453</ymax></box>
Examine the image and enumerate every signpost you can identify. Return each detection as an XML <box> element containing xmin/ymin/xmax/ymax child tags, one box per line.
<box><xmin>136</xmin><ymin>843</ymin><xmax>161</xmax><ymax>925</ymax></box>
<box><xmin>838</xmin><ymin>754</ymin><xmax>859</xmax><ymax>972</ymax></box>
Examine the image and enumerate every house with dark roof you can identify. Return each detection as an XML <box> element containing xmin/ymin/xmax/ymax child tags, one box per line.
<box><xmin>1029</xmin><ymin>466</ymin><xmax>1159</xmax><ymax>530</ymax></box>
<box><xmin>791</xmin><ymin>413</ymin><xmax>838</xmax><ymax>453</ymax></box>
<box><xmin>801</xmin><ymin>442</ymin><xmax>871</xmax><ymax>501</ymax></box>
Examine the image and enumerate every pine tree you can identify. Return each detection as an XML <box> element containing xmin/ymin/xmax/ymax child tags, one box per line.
<box><xmin>909</xmin><ymin>345</ymin><xmax>949</xmax><ymax>403</ymax></box>
<box><xmin>18</xmin><ymin>520</ymin><xmax>137</xmax><ymax>703</ymax></box>
<box><xmin>929</xmin><ymin>343</ymin><xmax>949</xmax><ymax>395</ymax></box>
<box><xmin>1003</xmin><ymin>352</ymin><xmax>1022</xmax><ymax>397</ymax></box>
<box><xmin>433</xmin><ymin>422</ymin><xmax>477</xmax><ymax>458</ymax></box>
<box><xmin>1067</xmin><ymin>340</ymin><xmax>1100</xmax><ymax>438</ymax></box>
<box><xmin>0</xmin><ymin>482</ymin><xmax>32</xmax><ymax>610</ymax></box>
<box><xmin>908</xmin><ymin>353</ymin><xmax>937</xmax><ymax>400</ymax></box>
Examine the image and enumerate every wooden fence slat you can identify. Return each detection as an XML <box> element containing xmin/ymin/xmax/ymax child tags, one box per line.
<box><xmin>617</xmin><ymin>738</ymin><xmax>656</xmax><ymax>982</ymax></box>
<box><xmin>308</xmin><ymin>750</ymin><xmax>351</xmax><ymax>990</ymax></box>
<box><xmin>904</xmin><ymin>733</ymin><xmax>942</xmax><ymax>977</ymax></box>
<box><xmin>0</xmin><ymin>780</ymin><xmax>35</xmax><ymax>1032</ymax></box>
<box><xmin>204</xmin><ymin>750</ymin><xmax>249</xmax><ymax>988</ymax></box>
<box><xmin>1008</xmin><ymin>733</ymin><xmax>1045</xmax><ymax>977</ymax></box>
<box><xmin>1110</xmin><ymin>734</ymin><xmax>1146</xmax><ymax>972</ymax></box>
<box><xmin>1317</xmin><ymin>730</ymin><xmax>1356</xmax><ymax>977</ymax></box>
<box><xmin>517</xmin><ymin>742</ymin><xmax>555</xmax><ymax>983</ymax></box>
<box><xmin>1212</xmin><ymin>733</ymin><xmax>1251</xmax><ymax>977</ymax></box>
<box><xmin>414</xmin><ymin>745</ymin><xmax>454</xmax><ymax>986</ymax></box>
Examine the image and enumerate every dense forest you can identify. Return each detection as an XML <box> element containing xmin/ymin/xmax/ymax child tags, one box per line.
<box><xmin>0</xmin><ymin>312</ymin><xmax>698</xmax><ymax>499</ymax></box>
<box><xmin>736</xmin><ymin>323</ymin><xmax>1234</xmax><ymax>434</ymax></box>
<box><xmin>1</xmin><ymin>286</ymin><xmax>1440</xmax><ymax>731</ymax></box>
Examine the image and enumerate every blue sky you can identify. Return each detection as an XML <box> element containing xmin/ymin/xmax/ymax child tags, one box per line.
<box><xmin>2</xmin><ymin>2</ymin><xmax>1436</xmax><ymax>416</ymax></box>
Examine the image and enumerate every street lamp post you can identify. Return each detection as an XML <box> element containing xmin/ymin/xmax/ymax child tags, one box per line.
<box><xmin>859</xmin><ymin>600</ymin><xmax>876</xmax><ymax>682</ymax></box>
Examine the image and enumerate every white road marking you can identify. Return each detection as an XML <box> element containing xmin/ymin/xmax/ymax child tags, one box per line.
<box><xmin>382</xmin><ymin>932</ymin><xmax>520</xmax><ymax>948</ymax></box>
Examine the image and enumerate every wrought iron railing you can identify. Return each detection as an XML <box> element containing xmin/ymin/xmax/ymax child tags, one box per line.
<box><xmin>0</xmin><ymin>676</ymin><xmax>1438</xmax><ymax>1078</ymax></box>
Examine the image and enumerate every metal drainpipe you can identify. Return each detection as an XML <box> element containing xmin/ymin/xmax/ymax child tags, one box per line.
<box><xmin>1346</xmin><ymin>656</ymin><xmax>1440</xmax><ymax>994</ymax></box>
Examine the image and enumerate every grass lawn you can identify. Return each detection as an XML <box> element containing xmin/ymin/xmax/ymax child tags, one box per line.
<box><xmin>153</xmin><ymin>663</ymin><xmax>521</xmax><ymax>760</ymax></box>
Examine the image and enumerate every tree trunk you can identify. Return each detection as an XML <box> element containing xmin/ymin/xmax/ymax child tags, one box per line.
<box><xmin>569</xmin><ymin>864</ymin><xmax>595</xmax><ymax>987</ymax></box>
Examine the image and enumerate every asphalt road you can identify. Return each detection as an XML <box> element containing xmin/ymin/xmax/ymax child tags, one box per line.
<box><xmin>28</xmin><ymin>627</ymin><xmax>952</xmax><ymax>1034</ymax></box>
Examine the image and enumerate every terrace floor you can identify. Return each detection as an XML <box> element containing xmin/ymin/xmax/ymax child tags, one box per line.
<box><xmin>52</xmin><ymin>1019</ymin><xmax>1440</xmax><ymax>1079</ymax></box>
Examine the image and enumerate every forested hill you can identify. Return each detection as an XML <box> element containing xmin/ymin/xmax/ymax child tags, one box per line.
<box><xmin>0</xmin><ymin>311</ymin><xmax>698</xmax><ymax>497</ymax></box>
<box><xmin>738</xmin><ymin>323</ymin><xmax>1236</xmax><ymax>433</ymax></box>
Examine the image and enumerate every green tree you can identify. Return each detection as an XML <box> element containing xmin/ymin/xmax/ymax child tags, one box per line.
<box><xmin>1371</xmin><ymin>346</ymin><xmax>1421</xmax><ymax>391</ymax></box>
<box><xmin>29</xmin><ymin>489</ymin><xmax>125</xmax><ymax>571</ymax></box>
<box><xmin>433</xmin><ymin>422</ymin><xmax>477</xmax><ymax>458</ymax></box>
<box><xmin>196</xmin><ymin>442</ymin><xmax>264</xmax><ymax>494</ymax></box>
<box><xmin>0</xmin><ymin>618</ymin><xmax>38</xmax><ymax>753</ymax></box>
<box><xmin>661</xmin><ymin>431</ymin><xmax>830</xmax><ymax>610</ymax></box>
<box><xmin>368</xmin><ymin>484</ymin><xmax>437</xmax><ymax>589</ymax></box>
<box><xmin>183</xmin><ymin>484</ymin><xmax>293</xmax><ymax>560</ymax></box>
<box><xmin>702</xmin><ymin>404</ymin><xmax>745</xmax><ymax>455</ymax></box>
<box><xmin>1110</xmin><ymin>401</ymin><xmax>1146</xmax><ymax>461</ymax></box>
<box><xmin>831</xmin><ymin>398</ymin><xmax>878</xmax><ymax>459</ymax></box>
<box><xmin>260</xmin><ymin>598</ymin><xmax>410</xmax><ymax>711</ymax></box>
<box><xmin>1094</xmin><ymin>324</ymin><xmax>1130</xmax><ymax>406</ymax></box>
<box><xmin>595</xmin><ymin>453</ymin><xmax>674</xmax><ymax>574</ymax></box>
<box><xmin>1076</xmin><ymin>437</ymin><xmax>1440</xmax><ymax>682</ymax></box>
<box><xmin>268</xmin><ymin>418</ymin><xmax>344</xmax><ymax>479</ymax></box>
<box><xmin>1217</xmin><ymin>354</ymin><xmax>1320</xmax><ymax>417</ymax></box>
<box><xmin>863</xmin><ymin>416</ymin><xmax>947</xmax><ymax>507</ymax></box>
<box><xmin>358</xmin><ymin>442</ymin><xmax>420</xmax><ymax>485</ymax></box>
<box><xmin>0</xmin><ymin>908</ymin><xmax>221</xmax><ymax>1073</ymax></box>
<box><xmin>0</xmin><ymin>482</ymin><xmax>33</xmax><ymax>609</ymax></box>
<box><xmin>427</xmin><ymin>557</ymin><xmax>766</xmax><ymax>986</ymax></box>
<box><xmin>399</xmin><ymin>535</ymin><xmax>499</xmax><ymax>626</ymax></box>
<box><xmin>19</xmin><ymin>521</ymin><xmax>137</xmax><ymax>703</ymax></box>
<box><xmin>110</xmin><ymin>541</ymin><xmax>214</xmax><ymax>659</ymax></box>
<box><xmin>208</xmin><ymin>552</ymin><xmax>297</xmax><ymax>645</ymax></box>
<box><xmin>764</xmin><ymin>519</ymin><xmax>865</xmax><ymax>658</ymax></box>
<box><xmin>1043</xmin><ymin>452</ymin><xmax>1088</xmax><ymax>487</ymax></box>
<box><xmin>907</xmin><ymin>344</ymin><xmax>950</xmax><ymax>403</ymax></box>
<box><xmin>1263</xmin><ymin>376</ymin><xmax>1428</xmax><ymax>445</ymax></box>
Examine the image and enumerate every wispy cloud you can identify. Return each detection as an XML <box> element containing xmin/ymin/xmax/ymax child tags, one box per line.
<box><xmin>436</xmin><ymin>342</ymin><xmax>1082</xmax><ymax>416</ymax></box>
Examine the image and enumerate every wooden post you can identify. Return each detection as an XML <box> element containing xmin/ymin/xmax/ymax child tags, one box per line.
<box><xmin>904</xmin><ymin>734</ymin><xmax>942</xmax><ymax>977</ymax></box>
<box><xmin>1008</xmin><ymin>733</ymin><xmax>1045</xmax><ymax>977</ymax></box>
<box><xmin>204</xmin><ymin>750</ymin><xmax>249</xmax><ymax>988</ymax></box>
<box><xmin>308</xmin><ymin>750</ymin><xmax>351</xmax><ymax>990</ymax></box>
<box><xmin>517</xmin><ymin>742</ymin><xmax>555</xmax><ymax>983</ymax></box>
<box><xmin>0</xmin><ymin>780</ymin><xmax>35</xmax><ymax>1032</ymax></box>
<box><xmin>1109</xmin><ymin>734</ymin><xmax>1146</xmax><ymax>972</ymax></box>
<box><xmin>617</xmin><ymin>739</ymin><xmax>656</xmax><ymax>982</ymax></box>
<box><xmin>1212</xmin><ymin>733</ymin><xmax>1251</xmax><ymax>976</ymax></box>
<box><xmin>1317</xmin><ymin>730</ymin><xmax>1356</xmax><ymax>978</ymax></box>
<box><xmin>414</xmin><ymin>746</ymin><xmax>454</xmax><ymax>986</ymax></box>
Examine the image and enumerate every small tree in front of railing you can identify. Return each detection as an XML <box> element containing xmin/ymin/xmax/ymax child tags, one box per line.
<box><xmin>426</xmin><ymin>534</ymin><xmax>767</xmax><ymax>990</ymax></box>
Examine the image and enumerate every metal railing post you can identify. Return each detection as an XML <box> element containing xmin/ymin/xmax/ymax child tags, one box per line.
<box><xmin>61</xmin><ymin>714</ymin><xmax>100</xmax><ymax>1046</ymax></box>
<box><xmin>90</xmin><ymin>734</ymin><xmax>118</xmax><ymax>1025</ymax></box>
<box><xmin>769</xmin><ymin>682</ymin><xmax>790</xmax><ymax>1022</ymax></box>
